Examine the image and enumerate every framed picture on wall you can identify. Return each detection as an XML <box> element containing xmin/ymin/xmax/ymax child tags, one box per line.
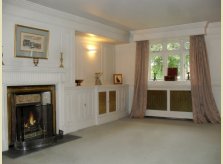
<box><xmin>15</xmin><ymin>24</ymin><xmax>49</xmax><ymax>59</ymax></box>
<box><xmin>113</xmin><ymin>74</ymin><xmax>123</xmax><ymax>84</ymax></box>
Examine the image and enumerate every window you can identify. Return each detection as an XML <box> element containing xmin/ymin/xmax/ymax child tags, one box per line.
<box><xmin>149</xmin><ymin>38</ymin><xmax>190</xmax><ymax>80</ymax></box>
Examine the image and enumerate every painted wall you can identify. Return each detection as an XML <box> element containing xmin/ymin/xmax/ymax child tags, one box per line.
<box><xmin>115</xmin><ymin>43</ymin><xmax>136</xmax><ymax>113</ymax></box>
<box><xmin>75</xmin><ymin>35</ymin><xmax>115</xmax><ymax>86</ymax></box>
<box><xmin>116</xmin><ymin>22</ymin><xmax>221</xmax><ymax>113</ymax></box>
<box><xmin>205</xmin><ymin>22</ymin><xmax>221</xmax><ymax>112</ymax></box>
<box><xmin>101</xmin><ymin>44</ymin><xmax>116</xmax><ymax>84</ymax></box>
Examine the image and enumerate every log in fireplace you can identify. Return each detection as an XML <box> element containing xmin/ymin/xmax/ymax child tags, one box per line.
<box><xmin>7</xmin><ymin>85</ymin><xmax>57</xmax><ymax>150</ymax></box>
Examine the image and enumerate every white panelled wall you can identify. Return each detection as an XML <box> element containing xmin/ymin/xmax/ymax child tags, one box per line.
<box><xmin>75</xmin><ymin>36</ymin><xmax>102</xmax><ymax>85</ymax></box>
<box><xmin>2</xmin><ymin>0</ymin><xmax>129</xmax><ymax>151</ymax></box>
<box><xmin>115</xmin><ymin>43</ymin><xmax>136</xmax><ymax>114</ymax></box>
<box><xmin>75</xmin><ymin>35</ymin><xmax>115</xmax><ymax>86</ymax></box>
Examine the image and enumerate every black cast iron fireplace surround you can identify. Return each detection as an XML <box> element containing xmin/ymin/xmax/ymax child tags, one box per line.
<box><xmin>7</xmin><ymin>85</ymin><xmax>59</xmax><ymax>150</ymax></box>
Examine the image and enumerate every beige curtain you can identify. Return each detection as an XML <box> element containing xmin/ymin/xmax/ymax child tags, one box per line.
<box><xmin>190</xmin><ymin>35</ymin><xmax>220</xmax><ymax>123</ymax></box>
<box><xmin>130</xmin><ymin>40</ymin><xmax>149</xmax><ymax>118</ymax></box>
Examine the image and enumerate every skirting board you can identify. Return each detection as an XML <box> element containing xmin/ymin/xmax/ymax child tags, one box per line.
<box><xmin>97</xmin><ymin>111</ymin><xmax>128</xmax><ymax>125</ymax></box>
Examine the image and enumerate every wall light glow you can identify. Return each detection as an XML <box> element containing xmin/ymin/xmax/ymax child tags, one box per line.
<box><xmin>87</xmin><ymin>45</ymin><xmax>97</xmax><ymax>59</ymax></box>
<box><xmin>87</xmin><ymin>45</ymin><xmax>96</xmax><ymax>51</ymax></box>
<box><xmin>88</xmin><ymin>51</ymin><xmax>96</xmax><ymax>58</ymax></box>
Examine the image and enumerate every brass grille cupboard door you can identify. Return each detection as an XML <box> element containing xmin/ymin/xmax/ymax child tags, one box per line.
<box><xmin>99</xmin><ymin>92</ymin><xmax>106</xmax><ymax>114</ymax></box>
<box><xmin>109</xmin><ymin>91</ymin><xmax>116</xmax><ymax>112</ymax></box>
<box><xmin>170</xmin><ymin>91</ymin><xmax>192</xmax><ymax>112</ymax></box>
<box><xmin>147</xmin><ymin>90</ymin><xmax>167</xmax><ymax>110</ymax></box>
<box><xmin>146</xmin><ymin>86</ymin><xmax>192</xmax><ymax>119</ymax></box>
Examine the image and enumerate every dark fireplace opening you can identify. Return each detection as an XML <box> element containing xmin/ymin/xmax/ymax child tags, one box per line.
<box><xmin>7</xmin><ymin>85</ymin><xmax>58</xmax><ymax>150</ymax></box>
<box><xmin>16</xmin><ymin>103</ymin><xmax>53</xmax><ymax>143</ymax></box>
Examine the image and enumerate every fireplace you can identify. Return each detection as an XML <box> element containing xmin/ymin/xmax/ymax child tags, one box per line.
<box><xmin>7</xmin><ymin>85</ymin><xmax>56</xmax><ymax>150</ymax></box>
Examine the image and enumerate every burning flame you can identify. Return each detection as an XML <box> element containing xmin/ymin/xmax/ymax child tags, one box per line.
<box><xmin>24</xmin><ymin>112</ymin><xmax>36</xmax><ymax>128</ymax></box>
<box><xmin>29</xmin><ymin>112</ymin><xmax>36</xmax><ymax>125</ymax></box>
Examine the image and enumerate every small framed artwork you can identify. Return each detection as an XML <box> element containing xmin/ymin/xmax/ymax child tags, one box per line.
<box><xmin>15</xmin><ymin>24</ymin><xmax>49</xmax><ymax>59</ymax></box>
<box><xmin>113</xmin><ymin>74</ymin><xmax>123</xmax><ymax>84</ymax></box>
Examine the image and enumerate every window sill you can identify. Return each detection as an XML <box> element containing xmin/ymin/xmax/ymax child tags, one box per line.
<box><xmin>148</xmin><ymin>80</ymin><xmax>191</xmax><ymax>90</ymax></box>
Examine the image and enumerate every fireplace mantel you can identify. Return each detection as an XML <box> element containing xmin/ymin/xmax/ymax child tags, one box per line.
<box><xmin>2</xmin><ymin>67</ymin><xmax>65</xmax><ymax>151</ymax></box>
<box><xmin>3</xmin><ymin>65</ymin><xmax>65</xmax><ymax>86</ymax></box>
<box><xmin>3</xmin><ymin>66</ymin><xmax>65</xmax><ymax>73</ymax></box>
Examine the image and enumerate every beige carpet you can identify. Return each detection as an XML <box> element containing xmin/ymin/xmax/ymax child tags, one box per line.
<box><xmin>3</xmin><ymin>117</ymin><xmax>221</xmax><ymax>164</ymax></box>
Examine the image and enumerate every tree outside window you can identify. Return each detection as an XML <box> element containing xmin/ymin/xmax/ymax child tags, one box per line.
<box><xmin>149</xmin><ymin>38</ymin><xmax>190</xmax><ymax>81</ymax></box>
<box><xmin>151</xmin><ymin>56</ymin><xmax>163</xmax><ymax>80</ymax></box>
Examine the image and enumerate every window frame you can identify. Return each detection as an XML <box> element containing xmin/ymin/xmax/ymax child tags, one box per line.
<box><xmin>149</xmin><ymin>37</ymin><xmax>190</xmax><ymax>81</ymax></box>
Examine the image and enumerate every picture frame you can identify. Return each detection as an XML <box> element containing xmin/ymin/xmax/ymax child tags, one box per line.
<box><xmin>14</xmin><ymin>24</ymin><xmax>49</xmax><ymax>59</ymax></box>
<box><xmin>113</xmin><ymin>74</ymin><xmax>123</xmax><ymax>84</ymax></box>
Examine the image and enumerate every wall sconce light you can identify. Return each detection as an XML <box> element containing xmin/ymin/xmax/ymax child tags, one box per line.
<box><xmin>87</xmin><ymin>45</ymin><xmax>96</xmax><ymax>51</ymax></box>
<box><xmin>87</xmin><ymin>45</ymin><xmax>96</xmax><ymax>58</ymax></box>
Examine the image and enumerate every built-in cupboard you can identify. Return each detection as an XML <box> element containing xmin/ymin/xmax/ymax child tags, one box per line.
<box><xmin>96</xmin><ymin>85</ymin><xmax>129</xmax><ymax>125</ymax></box>
<box><xmin>146</xmin><ymin>81</ymin><xmax>193</xmax><ymax>119</ymax></box>
<box><xmin>64</xmin><ymin>84</ymin><xmax>129</xmax><ymax>134</ymax></box>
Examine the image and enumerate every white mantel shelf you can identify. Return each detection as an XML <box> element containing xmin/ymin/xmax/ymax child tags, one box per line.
<box><xmin>3</xmin><ymin>65</ymin><xmax>66</xmax><ymax>73</ymax></box>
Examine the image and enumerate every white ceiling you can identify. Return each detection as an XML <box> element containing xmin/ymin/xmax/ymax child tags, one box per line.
<box><xmin>27</xmin><ymin>0</ymin><xmax>221</xmax><ymax>31</ymax></box>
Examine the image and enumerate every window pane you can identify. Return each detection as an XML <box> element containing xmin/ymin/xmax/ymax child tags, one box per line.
<box><xmin>167</xmin><ymin>42</ymin><xmax>180</xmax><ymax>51</ymax></box>
<box><xmin>150</xmin><ymin>43</ymin><xmax>163</xmax><ymax>52</ymax></box>
<box><xmin>185</xmin><ymin>53</ymin><xmax>190</xmax><ymax>79</ymax></box>
<box><xmin>168</xmin><ymin>55</ymin><xmax>181</xmax><ymax>79</ymax></box>
<box><xmin>151</xmin><ymin>56</ymin><xmax>163</xmax><ymax>80</ymax></box>
<box><xmin>184</xmin><ymin>42</ymin><xmax>190</xmax><ymax>50</ymax></box>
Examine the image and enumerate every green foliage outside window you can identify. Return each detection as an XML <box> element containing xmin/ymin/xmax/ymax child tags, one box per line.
<box><xmin>185</xmin><ymin>54</ymin><xmax>190</xmax><ymax>78</ymax></box>
<box><xmin>185</xmin><ymin>54</ymin><xmax>190</xmax><ymax>72</ymax></box>
<box><xmin>168</xmin><ymin>55</ymin><xmax>181</xmax><ymax>77</ymax></box>
<box><xmin>150</xmin><ymin>43</ymin><xmax>163</xmax><ymax>52</ymax></box>
<box><xmin>167</xmin><ymin>42</ymin><xmax>180</xmax><ymax>51</ymax></box>
<box><xmin>184</xmin><ymin>42</ymin><xmax>190</xmax><ymax>50</ymax></box>
<box><xmin>151</xmin><ymin>56</ymin><xmax>163</xmax><ymax>79</ymax></box>
<box><xmin>149</xmin><ymin>39</ymin><xmax>190</xmax><ymax>80</ymax></box>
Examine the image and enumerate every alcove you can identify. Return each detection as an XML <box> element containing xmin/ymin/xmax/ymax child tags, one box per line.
<box><xmin>75</xmin><ymin>31</ymin><xmax>122</xmax><ymax>86</ymax></box>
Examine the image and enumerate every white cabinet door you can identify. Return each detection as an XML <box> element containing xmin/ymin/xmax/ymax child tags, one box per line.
<box><xmin>96</xmin><ymin>85</ymin><xmax>129</xmax><ymax>125</ymax></box>
<box><xmin>64</xmin><ymin>87</ymin><xmax>95</xmax><ymax>133</ymax></box>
